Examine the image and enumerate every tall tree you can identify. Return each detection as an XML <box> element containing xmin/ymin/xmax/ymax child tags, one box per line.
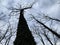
<box><xmin>14</xmin><ymin>8</ymin><xmax>36</xmax><ymax>45</ymax></box>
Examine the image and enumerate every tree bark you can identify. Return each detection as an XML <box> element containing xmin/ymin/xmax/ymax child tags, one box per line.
<box><xmin>14</xmin><ymin>9</ymin><xmax>36</xmax><ymax>45</ymax></box>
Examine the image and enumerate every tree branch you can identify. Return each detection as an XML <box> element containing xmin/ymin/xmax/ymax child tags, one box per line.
<box><xmin>45</xmin><ymin>16</ymin><xmax>60</xmax><ymax>22</ymax></box>
<box><xmin>32</xmin><ymin>15</ymin><xmax>60</xmax><ymax>38</ymax></box>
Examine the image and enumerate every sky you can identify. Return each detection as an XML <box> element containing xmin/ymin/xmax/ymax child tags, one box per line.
<box><xmin>0</xmin><ymin>0</ymin><xmax>60</xmax><ymax>45</ymax></box>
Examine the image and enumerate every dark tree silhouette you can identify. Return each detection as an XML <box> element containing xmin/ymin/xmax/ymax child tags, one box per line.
<box><xmin>14</xmin><ymin>9</ymin><xmax>36</xmax><ymax>45</ymax></box>
<box><xmin>32</xmin><ymin>15</ymin><xmax>60</xmax><ymax>38</ymax></box>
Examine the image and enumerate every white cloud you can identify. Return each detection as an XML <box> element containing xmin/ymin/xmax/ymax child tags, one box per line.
<box><xmin>47</xmin><ymin>3</ymin><xmax>60</xmax><ymax>19</ymax></box>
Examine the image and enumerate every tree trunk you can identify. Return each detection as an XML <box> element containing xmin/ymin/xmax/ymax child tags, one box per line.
<box><xmin>14</xmin><ymin>9</ymin><xmax>36</xmax><ymax>45</ymax></box>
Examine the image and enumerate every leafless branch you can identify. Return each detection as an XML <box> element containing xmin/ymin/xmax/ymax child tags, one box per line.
<box><xmin>31</xmin><ymin>15</ymin><xmax>60</xmax><ymax>38</ymax></box>
<box><xmin>44</xmin><ymin>16</ymin><xmax>60</xmax><ymax>22</ymax></box>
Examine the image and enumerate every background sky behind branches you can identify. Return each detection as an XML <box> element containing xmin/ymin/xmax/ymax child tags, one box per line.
<box><xmin>0</xmin><ymin>0</ymin><xmax>60</xmax><ymax>45</ymax></box>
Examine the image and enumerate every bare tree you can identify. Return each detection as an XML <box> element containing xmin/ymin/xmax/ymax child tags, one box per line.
<box><xmin>13</xmin><ymin>1</ymin><xmax>37</xmax><ymax>45</ymax></box>
<box><xmin>29</xmin><ymin>13</ymin><xmax>60</xmax><ymax>45</ymax></box>
<box><xmin>1</xmin><ymin>0</ymin><xmax>60</xmax><ymax>45</ymax></box>
<box><xmin>31</xmin><ymin>15</ymin><xmax>60</xmax><ymax>38</ymax></box>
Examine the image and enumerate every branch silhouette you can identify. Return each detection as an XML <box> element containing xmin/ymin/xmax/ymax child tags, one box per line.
<box><xmin>32</xmin><ymin>15</ymin><xmax>60</xmax><ymax>38</ymax></box>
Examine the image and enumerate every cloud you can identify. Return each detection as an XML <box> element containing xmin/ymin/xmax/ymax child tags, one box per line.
<box><xmin>47</xmin><ymin>3</ymin><xmax>60</xmax><ymax>19</ymax></box>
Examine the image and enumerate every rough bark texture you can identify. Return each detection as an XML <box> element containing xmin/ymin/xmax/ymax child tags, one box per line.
<box><xmin>14</xmin><ymin>9</ymin><xmax>36</xmax><ymax>45</ymax></box>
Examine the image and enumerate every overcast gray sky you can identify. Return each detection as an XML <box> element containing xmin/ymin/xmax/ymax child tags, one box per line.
<box><xmin>0</xmin><ymin>0</ymin><xmax>60</xmax><ymax>45</ymax></box>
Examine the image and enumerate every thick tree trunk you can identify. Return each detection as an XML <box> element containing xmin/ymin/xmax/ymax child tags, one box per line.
<box><xmin>14</xmin><ymin>9</ymin><xmax>36</xmax><ymax>45</ymax></box>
